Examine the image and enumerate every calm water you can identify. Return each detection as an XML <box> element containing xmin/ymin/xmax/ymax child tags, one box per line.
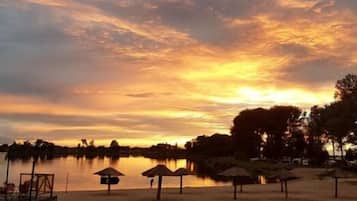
<box><xmin>0</xmin><ymin>153</ymin><xmax>227</xmax><ymax>191</ymax></box>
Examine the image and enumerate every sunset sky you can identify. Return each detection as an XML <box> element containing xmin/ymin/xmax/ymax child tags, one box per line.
<box><xmin>0</xmin><ymin>0</ymin><xmax>356</xmax><ymax>147</ymax></box>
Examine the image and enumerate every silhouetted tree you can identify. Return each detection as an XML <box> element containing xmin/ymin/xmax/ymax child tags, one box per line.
<box><xmin>322</xmin><ymin>101</ymin><xmax>354</xmax><ymax>159</ymax></box>
<box><xmin>231</xmin><ymin>108</ymin><xmax>267</xmax><ymax>159</ymax></box>
<box><xmin>345</xmin><ymin>149</ymin><xmax>355</xmax><ymax>161</ymax></box>
<box><xmin>81</xmin><ymin>139</ymin><xmax>88</xmax><ymax>147</ymax></box>
<box><xmin>186</xmin><ymin>134</ymin><xmax>233</xmax><ymax>157</ymax></box>
<box><xmin>335</xmin><ymin>73</ymin><xmax>357</xmax><ymax>102</ymax></box>
<box><xmin>109</xmin><ymin>140</ymin><xmax>120</xmax><ymax>158</ymax></box>
<box><xmin>307</xmin><ymin>106</ymin><xmax>328</xmax><ymax>158</ymax></box>
<box><xmin>265</xmin><ymin>106</ymin><xmax>302</xmax><ymax>159</ymax></box>
<box><xmin>283</xmin><ymin>113</ymin><xmax>308</xmax><ymax>159</ymax></box>
<box><xmin>231</xmin><ymin>106</ymin><xmax>301</xmax><ymax>159</ymax></box>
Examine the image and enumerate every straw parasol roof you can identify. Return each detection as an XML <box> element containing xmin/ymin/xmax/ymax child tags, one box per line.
<box><xmin>219</xmin><ymin>167</ymin><xmax>250</xmax><ymax>177</ymax></box>
<box><xmin>173</xmin><ymin>168</ymin><xmax>194</xmax><ymax>176</ymax></box>
<box><xmin>326</xmin><ymin>168</ymin><xmax>357</xmax><ymax>178</ymax></box>
<box><xmin>94</xmin><ymin>167</ymin><xmax>125</xmax><ymax>176</ymax></box>
<box><xmin>219</xmin><ymin>167</ymin><xmax>250</xmax><ymax>200</ymax></box>
<box><xmin>142</xmin><ymin>165</ymin><xmax>174</xmax><ymax>177</ymax></box>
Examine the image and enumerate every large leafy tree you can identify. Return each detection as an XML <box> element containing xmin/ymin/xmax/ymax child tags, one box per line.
<box><xmin>319</xmin><ymin>74</ymin><xmax>357</xmax><ymax>159</ymax></box>
<box><xmin>231</xmin><ymin>106</ymin><xmax>301</xmax><ymax>159</ymax></box>
<box><xmin>307</xmin><ymin>106</ymin><xmax>329</xmax><ymax>159</ymax></box>
<box><xmin>264</xmin><ymin>106</ymin><xmax>301</xmax><ymax>158</ymax></box>
<box><xmin>335</xmin><ymin>73</ymin><xmax>357</xmax><ymax>102</ymax></box>
<box><xmin>321</xmin><ymin>101</ymin><xmax>354</xmax><ymax>159</ymax></box>
<box><xmin>231</xmin><ymin>108</ymin><xmax>267</xmax><ymax>159</ymax></box>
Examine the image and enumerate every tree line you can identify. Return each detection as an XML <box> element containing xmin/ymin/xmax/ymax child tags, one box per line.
<box><xmin>185</xmin><ymin>74</ymin><xmax>357</xmax><ymax>164</ymax></box>
<box><xmin>0</xmin><ymin>139</ymin><xmax>186</xmax><ymax>160</ymax></box>
<box><xmin>0</xmin><ymin>139</ymin><xmax>129</xmax><ymax>160</ymax></box>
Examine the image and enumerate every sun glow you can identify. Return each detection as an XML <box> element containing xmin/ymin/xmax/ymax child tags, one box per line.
<box><xmin>210</xmin><ymin>87</ymin><xmax>333</xmax><ymax>107</ymax></box>
<box><xmin>0</xmin><ymin>0</ymin><xmax>353</xmax><ymax>146</ymax></box>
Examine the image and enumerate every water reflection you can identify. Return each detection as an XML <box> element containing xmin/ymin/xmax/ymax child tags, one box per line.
<box><xmin>0</xmin><ymin>153</ymin><xmax>227</xmax><ymax>191</ymax></box>
<box><xmin>0</xmin><ymin>153</ymin><xmax>274</xmax><ymax>191</ymax></box>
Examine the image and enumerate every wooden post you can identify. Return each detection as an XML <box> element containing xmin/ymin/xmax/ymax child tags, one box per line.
<box><xmin>19</xmin><ymin>174</ymin><xmax>23</xmax><ymax>194</ymax></box>
<box><xmin>233</xmin><ymin>178</ymin><xmax>237</xmax><ymax>200</ymax></box>
<box><xmin>157</xmin><ymin>176</ymin><xmax>162</xmax><ymax>200</ymax></box>
<box><xmin>29</xmin><ymin>159</ymin><xmax>36</xmax><ymax>201</ymax></box>
<box><xmin>35</xmin><ymin>176</ymin><xmax>39</xmax><ymax>199</ymax></box>
<box><xmin>108</xmin><ymin>175</ymin><xmax>111</xmax><ymax>195</ymax></box>
<box><xmin>335</xmin><ymin>177</ymin><xmax>338</xmax><ymax>198</ymax></box>
<box><xmin>5</xmin><ymin>158</ymin><xmax>10</xmax><ymax>185</ymax></box>
<box><xmin>180</xmin><ymin>175</ymin><xmax>183</xmax><ymax>194</ymax></box>
<box><xmin>284</xmin><ymin>180</ymin><xmax>288</xmax><ymax>200</ymax></box>
<box><xmin>51</xmin><ymin>174</ymin><xmax>55</xmax><ymax>198</ymax></box>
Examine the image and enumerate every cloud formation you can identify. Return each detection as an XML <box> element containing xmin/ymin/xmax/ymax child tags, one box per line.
<box><xmin>0</xmin><ymin>0</ymin><xmax>356</xmax><ymax>146</ymax></box>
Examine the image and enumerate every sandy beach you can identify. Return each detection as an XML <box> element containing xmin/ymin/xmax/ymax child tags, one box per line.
<box><xmin>57</xmin><ymin>168</ymin><xmax>357</xmax><ymax>201</ymax></box>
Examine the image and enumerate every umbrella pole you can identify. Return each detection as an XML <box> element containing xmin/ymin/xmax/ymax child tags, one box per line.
<box><xmin>157</xmin><ymin>176</ymin><xmax>162</xmax><ymax>200</ymax></box>
<box><xmin>335</xmin><ymin>177</ymin><xmax>338</xmax><ymax>198</ymax></box>
<box><xmin>5</xmin><ymin>157</ymin><xmax>10</xmax><ymax>185</ymax></box>
<box><xmin>284</xmin><ymin>180</ymin><xmax>288</xmax><ymax>200</ymax></box>
<box><xmin>28</xmin><ymin>158</ymin><xmax>36</xmax><ymax>201</ymax></box>
<box><xmin>180</xmin><ymin>175</ymin><xmax>183</xmax><ymax>194</ymax></box>
<box><xmin>107</xmin><ymin>175</ymin><xmax>111</xmax><ymax>195</ymax></box>
<box><xmin>240</xmin><ymin>183</ymin><xmax>243</xmax><ymax>193</ymax></box>
<box><xmin>5</xmin><ymin>156</ymin><xmax>10</xmax><ymax>201</ymax></box>
<box><xmin>280</xmin><ymin>180</ymin><xmax>284</xmax><ymax>192</ymax></box>
<box><xmin>233</xmin><ymin>179</ymin><xmax>237</xmax><ymax>200</ymax></box>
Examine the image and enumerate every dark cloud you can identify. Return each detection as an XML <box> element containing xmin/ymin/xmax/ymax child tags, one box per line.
<box><xmin>279</xmin><ymin>58</ymin><xmax>357</xmax><ymax>85</ymax></box>
<box><xmin>0</xmin><ymin>112</ymin><xmax>217</xmax><ymax>135</ymax></box>
<box><xmin>0</xmin><ymin>3</ymin><xmax>154</xmax><ymax>102</ymax></box>
<box><xmin>272</xmin><ymin>43</ymin><xmax>311</xmax><ymax>57</ymax></box>
<box><xmin>0</xmin><ymin>113</ymin><xmax>125</xmax><ymax>127</ymax></box>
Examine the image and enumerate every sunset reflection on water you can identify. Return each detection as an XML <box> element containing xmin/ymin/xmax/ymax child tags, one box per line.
<box><xmin>0</xmin><ymin>153</ymin><xmax>226</xmax><ymax>191</ymax></box>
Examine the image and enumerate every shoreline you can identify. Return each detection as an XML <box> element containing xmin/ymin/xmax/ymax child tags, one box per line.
<box><xmin>57</xmin><ymin>179</ymin><xmax>357</xmax><ymax>201</ymax></box>
<box><xmin>56</xmin><ymin>168</ymin><xmax>357</xmax><ymax>201</ymax></box>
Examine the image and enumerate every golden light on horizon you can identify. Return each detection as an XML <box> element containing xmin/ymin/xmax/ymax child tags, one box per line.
<box><xmin>0</xmin><ymin>0</ymin><xmax>356</xmax><ymax>146</ymax></box>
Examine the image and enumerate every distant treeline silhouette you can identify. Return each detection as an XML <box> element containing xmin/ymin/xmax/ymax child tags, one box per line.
<box><xmin>185</xmin><ymin>74</ymin><xmax>357</xmax><ymax>165</ymax></box>
<box><xmin>0</xmin><ymin>139</ymin><xmax>128</xmax><ymax>160</ymax></box>
<box><xmin>0</xmin><ymin>139</ymin><xmax>186</xmax><ymax>160</ymax></box>
<box><xmin>1</xmin><ymin>74</ymin><xmax>356</xmax><ymax>164</ymax></box>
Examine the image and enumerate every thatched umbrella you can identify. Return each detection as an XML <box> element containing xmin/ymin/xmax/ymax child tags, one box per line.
<box><xmin>273</xmin><ymin>170</ymin><xmax>297</xmax><ymax>200</ymax></box>
<box><xmin>94</xmin><ymin>167</ymin><xmax>124</xmax><ymax>194</ymax></box>
<box><xmin>173</xmin><ymin>168</ymin><xmax>194</xmax><ymax>194</ymax></box>
<box><xmin>323</xmin><ymin>168</ymin><xmax>356</xmax><ymax>198</ymax></box>
<box><xmin>219</xmin><ymin>167</ymin><xmax>250</xmax><ymax>200</ymax></box>
<box><xmin>142</xmin><ymin>165</ymin><xmax>174</xmax><ymax>200</ymax></box>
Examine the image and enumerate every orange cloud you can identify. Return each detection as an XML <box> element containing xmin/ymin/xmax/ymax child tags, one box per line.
<box><xmin>0</xmin><ymin>0</ymin><xmax>356</xmax><ymax>146</ymax></box>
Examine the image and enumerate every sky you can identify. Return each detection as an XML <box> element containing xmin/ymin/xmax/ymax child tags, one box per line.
<box><xmin>0</xmin><ymin>0</ymin><xmax>356</xmax><ymax>147</ymax></box>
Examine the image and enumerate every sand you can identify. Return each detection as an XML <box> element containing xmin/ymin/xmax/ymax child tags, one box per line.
<box><xmin>57</xmin><ymin>168</ymin><xmax>357</xmax><ymax>201</ymax></box>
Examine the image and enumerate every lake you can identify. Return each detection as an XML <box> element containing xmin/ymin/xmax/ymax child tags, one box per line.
<box><xmin>0</xmin><ymin>153</ymin><xmax>228</xmax><ymax>191</ymax></box>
